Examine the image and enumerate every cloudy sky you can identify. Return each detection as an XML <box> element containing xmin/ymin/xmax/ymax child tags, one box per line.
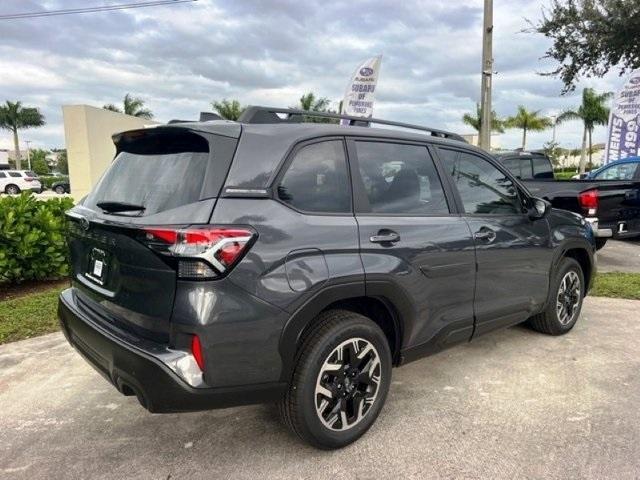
<box><xmin>0</xmin><ymin>0</ymin><xmax>628</xmax><ymax>152</ymax></box>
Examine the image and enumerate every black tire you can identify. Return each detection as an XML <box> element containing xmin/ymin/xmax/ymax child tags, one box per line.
<box><xmin>279</xmin><ymin>309</ymin><xmax>392</xmax><ymax>449</ymax></box>
<box><xmin>595</xmin><ymin>238</ymin><xmax>607</xmax><ymax>250</ymax></box>
<box><xmin>54</xmin><ymin>185</ymin><xmax>66</xmax><ymax>195</ymax></box>
<box><xmin>527</xmin><ymin>257</ymin><xmax>585</xmax><ymax>335</ymax></box>
<box><xmin>4</xmin><ymin>184</ymin><xmax>20</xmax><ymax>194</ymax></box>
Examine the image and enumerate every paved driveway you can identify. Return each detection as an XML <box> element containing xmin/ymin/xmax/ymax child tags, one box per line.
<box><xmin>1</xmin><ymin>297</ymin><xmax>639</xmax><ymax>480</ymax></box>
<box><xmin>598</xmin><ymin>239</ymin><xmax>640</xmax><ymax>273</ymax></box>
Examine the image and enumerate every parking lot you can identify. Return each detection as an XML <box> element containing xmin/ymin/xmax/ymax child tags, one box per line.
<box><xmin>1</xmin><ymin>296</ymin><xmax>639</xmax><ymax>479</ymax></box>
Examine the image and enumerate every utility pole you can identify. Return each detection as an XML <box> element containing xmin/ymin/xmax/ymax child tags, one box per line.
<box><xmin>25</xmin><ymin>140</ymin><xmax>32</xmax><ymax>171</ymax></box>
<box><xmin>479</xmin><ymin>0</ymin><xmax>493</xmax><ymax>151</ymax></box>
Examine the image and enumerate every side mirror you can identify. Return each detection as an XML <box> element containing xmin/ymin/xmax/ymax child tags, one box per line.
<box><xmin>528</xmin><ymin>197</ymin><xmax>551</xmax><ymax>220</ymax></box>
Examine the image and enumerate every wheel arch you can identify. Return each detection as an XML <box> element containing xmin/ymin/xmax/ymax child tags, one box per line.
<box><xmin>551</xmin><ymin>239</ymin><xmax>595</xmax><ymax>293</ymax></box>
<box><xmin>278</xmin><ymin>283</ymin><xmax>405</xmax><ymax>383</ymax></box>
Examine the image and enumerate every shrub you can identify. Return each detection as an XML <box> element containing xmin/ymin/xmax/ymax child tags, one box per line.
<box><xmin>39</xmin><ymin>175</ymin><xmax>69</xmax><ymax>189</ymax></box>
<box><xmin>0</xmin><ymin>193</ymin><xmax>74</xmax><ymax>283</ymax></box>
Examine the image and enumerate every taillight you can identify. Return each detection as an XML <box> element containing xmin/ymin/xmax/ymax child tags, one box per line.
<box><xmin>191</xmin><ymin>335</ymin><xmax>205</xmax><ymax>371</ymax></box>
<box><xmin>579</xmin><ymin>189</ymin><xmax>598</xmax><ymax>216</ymax></box>
<box><xmin>24</xmin><ymin>177</ymin><xmax>34</xmax><ymax>182</ymax></box>
<box><xmin>142</xmin><ymin>226</ymin><xmax>255</xmax><ymax>279</ymax></box>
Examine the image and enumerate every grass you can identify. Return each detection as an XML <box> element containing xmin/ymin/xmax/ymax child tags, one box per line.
<box><xmin>554</xmin><ymin>171</ymin><xmax>578</xmax><ymax>180</ymax></box>
<box><xmin>0</xmin><ymin>272</ymin><xmax>638</xmax><ymax>346</ymax></box>
<box><xmin>0</xmin><ymin>285</ymin><xmax>65</xmax><ymax>345</ymax></box>
<box><xmin>590</xmin><ymin>272</ymin><xmax>640</xmax><ymax>300</ymax></box>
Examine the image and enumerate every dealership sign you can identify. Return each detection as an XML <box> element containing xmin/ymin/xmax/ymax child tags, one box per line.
<box><xmin>604</xmin><ymin>71</ymin><xmax>640</xmax><ymax>163</ymax></box>
<box><xmin>340</xmin><ymin>55</ymin><xmax>382</xmax><ymax>120</ymax></box>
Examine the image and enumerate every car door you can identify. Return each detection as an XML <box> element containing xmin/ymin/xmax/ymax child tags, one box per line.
<box><xmin>436</xmin><ymin>147</ymin><xmax>554</xmax><ymax>337</ymax></box>
<box><xmin>348</xmin><ymin>138</ymin><xmax>476</xmax><ymax>355</ymax></box>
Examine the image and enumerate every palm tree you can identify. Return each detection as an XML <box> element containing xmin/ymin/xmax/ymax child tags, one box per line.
<box><xmin>462</xmin><ymin>103</ymin><xmax>505</xmax><ymax>134</ymax></box>
<box><xmin>556</xmin><ymin>88</ymin><xmax>613</xmax><ymax>174</ymax></box>
<box><xmin>298</xmin><ymin>92</ymin><xmax>331</xmax><ymax>112</ymax></box>
<box><xmin>211</xmin><ymin>99</ymin><xmax>244</xmax><ymax>121</ymax></box>
<box><xmin>0</xmin><ymin>101</ymin><xmax>45</xmax><ymax>170</ymax></box>
<box><xmin>296</xmin><ymin>92</ymin><xmax>337</xmax><ymax>123</ymax></box>
<box><xmin>103</xmin><ymin>93</ymin><xmax>153</xmax><ymax>119</ymax></box>
<box><xmin>505</xmin><ymin>106</ymin><xmax>553</xmax><ymax>151</ymax></box>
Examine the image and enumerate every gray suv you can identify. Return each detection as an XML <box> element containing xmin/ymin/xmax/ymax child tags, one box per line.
<box><xmin>58</xmin><ymin>107</ymin><xmax>596</xmax><ymax>449</ymax></box>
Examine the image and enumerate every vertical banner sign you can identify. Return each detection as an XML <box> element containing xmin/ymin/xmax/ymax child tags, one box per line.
<box><xmin>340</xmin><ymin>55</ymin><xmax>382</xmax><ymax>122</ymax></box>
<box><xmin>604</xmin><ymin>71</ymin><xmax>640</xmax><ymax>164</ymax></box>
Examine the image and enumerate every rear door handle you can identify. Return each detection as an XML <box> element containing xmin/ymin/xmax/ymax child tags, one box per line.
<box><xmin>370</xmin><ymin>230</ymin><xmax>400</xmax><ymax>244</ymax></box>
<box><xmin>473</xmin><ymin>227</ymin><xmax>496</xmax><ymax>243</ymax></box>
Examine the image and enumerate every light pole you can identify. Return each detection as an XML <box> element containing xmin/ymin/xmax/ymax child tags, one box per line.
<box><xmin>479</xmin><ymin>0</ymin><xmax>493</xmax><ymax>151</ymax></box>
<box><xmin>25</xmin><ymin>140</ymin><xmax>32</xmax><ymax>171</ymax></box>
<box><xmin>550</xmin><ymin>115</ymin><xmax>557</xmax><ymax>143</ymax></box>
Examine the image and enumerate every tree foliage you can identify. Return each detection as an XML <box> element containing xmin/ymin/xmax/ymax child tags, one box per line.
<box><xmin>534</xmin><ymin>0</ymin><xmax>640</xmax><ymax>92</ymax></box>
<box><xmin>211</xmin><ymin>99</ymin><xmax>245</xmax><ymax>120</ymax></box>
<box><xmin>56</xmin><ymin>150</ymin><xmax>68</xmax><ymax>175</ymax></box>
<box><xmin>556</xmin><ymin>87</ymin><xmax>612</xmax><ymax>171</ymax></box>
<box><xmin>0</xmin><ymin>100</ymin><xmax>46</xmax><ymax>169</ymax></box>
<box><xmin>462</xmin><ymin>103</ymin><xmax>505</xmax><ymax>133</ymax></box>
<box><xmin>103</xmin><ymin>93</ymin><xmax>153</xmax><ymax>119</ymax></box>
<box><xmin>505</xmin><ymin>106</ymin><xmax>553</xmax><ymax>149</ymax></box>
<box><xmin>28</xmin><ymin>148</ymin><xmax>49</xmax><ymax>175</ymax></box>
<box><xmin>296</xmin><ymin>92</ymin><xmax>338</xmax><ymax>123</ymax></box>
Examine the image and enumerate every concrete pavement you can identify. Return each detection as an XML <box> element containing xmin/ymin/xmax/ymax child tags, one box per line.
<box><xmin>1</xmin><ymin>296</ymin><xmax>639</xmax><ymax>479</ymax></box>
<box><xmin>597</xmin><ymin>239</ymin><xmax>640</xmax><ymax>273</ymax></box>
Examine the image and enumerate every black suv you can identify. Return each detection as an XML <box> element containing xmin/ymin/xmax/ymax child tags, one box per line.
<box><xmin>58</xmin><ymin>107</ymin><xmax>596</xmax><ymax>449</ymax></box>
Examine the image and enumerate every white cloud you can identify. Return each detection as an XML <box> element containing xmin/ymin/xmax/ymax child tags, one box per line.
<box><xmin>0</xmin><ymin>0</ymin><xmax>629</xmax><ymax>152</ymax></box>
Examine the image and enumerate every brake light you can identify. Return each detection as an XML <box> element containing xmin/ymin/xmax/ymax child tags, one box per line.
<box><xmin>578</xmin><ymin>189</ymin><xmax>598</xmax><ymax>216</ymax></box>
<box><xmin>191</xmin><ymin>335</ymin><xmax>205</xmax><ymax>371</ymax></box>
<box><xmin>142</xmin><ymin>226</ymin><xmax>255</xmax><ymax>279</ymax></box>
<box><xmin>24</xmin><ymin>177</ymin><xmax>34</xmax><ymax>182</ymax></box>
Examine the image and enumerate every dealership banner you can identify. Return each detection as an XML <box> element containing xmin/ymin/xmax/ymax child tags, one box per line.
<box><xmin>340</xmin><ymin>55</ymin><xmax>382</xmax><ymax>121</ymax></box>
<box><xmin>604</xmin><ymin>71</ymin><xmax>640</xmax><ymax>163</ymax></box>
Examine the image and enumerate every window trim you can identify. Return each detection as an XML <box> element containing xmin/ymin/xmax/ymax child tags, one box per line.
<box><xmin>434</xmin><ymin>146</ymin><xmax>530</xmax><ymax>217</ymax></box>
<box><xmin>345</xmin><ymin>137</ymin><xmax>458</xmax><ymax>217</ymax></box>
<box><xmin>271</xmin><ymin>136</ymin><xmax>354</xmax><ymax>217</ymax></box>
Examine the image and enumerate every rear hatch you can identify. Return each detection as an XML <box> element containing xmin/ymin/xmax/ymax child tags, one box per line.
<box><xmin>66</xmin><ymin>126</ymin><xmax>238</xmax><ymax>342</ymax></box>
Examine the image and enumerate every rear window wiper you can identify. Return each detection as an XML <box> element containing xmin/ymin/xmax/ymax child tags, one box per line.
<box><xmin>96</xmin><ymin>201</ymin><xmax>146</xmax><ymax>213</ymax></box>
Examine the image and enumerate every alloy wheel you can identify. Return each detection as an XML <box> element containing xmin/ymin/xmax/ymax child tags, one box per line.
<box><xmin>314</xmin><ymin>337</ymin><xmax>381</xmax><ymax>431</ymax></box>
<box><xmin>556</xmin><ymin>270</ymin><xmax>581</xmax><ymax>325</ymax></box>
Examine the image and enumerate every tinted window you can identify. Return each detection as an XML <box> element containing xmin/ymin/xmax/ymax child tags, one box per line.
<box><xmin>25</xmin><ymin>171</ymin><xmax>38</xmax><ymax>178</ymax></box>
<box><xmin>0</xmin><ymin>172</ymin><xmax>6</xmax><ymax>178</ymax></box>
<box><xmin>594</xmin><ymin>163</ymin><xmax>638</xmax><ymax>180</ymax></box>
<box><xmin>501</xmin><ymin>158</ymin><xmax>523</xmax><ymax>179</ymax></box>
<box><xmin>439</xmin><ymin>149</ymin><xmax>521</xmax><ymax>215</ymax></box>
<box><xmin>86</xmin><ymin>131</ymin><xmax>211</xmax><ymax>216</ymax></box>
<box><xmin>277</xmin><ymin>140</ymin><xmax>350</xmax><ymax>213</ymax></box>
<box><xmin>8</xmin><ymin>172</ymin><xmax>21</xmax><ymax>177</ymax></box>
<box><xmin>355</xmin><ymin>141</ymin><xmax>448</xmax><ymax>214</ymax></box>
<box><xmin>532</xmin><ymin>157</ymin><xmax>554</xmax><ymax>179</ymax></box>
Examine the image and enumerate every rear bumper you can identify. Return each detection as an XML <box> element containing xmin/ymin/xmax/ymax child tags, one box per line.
<box><xmin>584</xmin><ymin>217</ymin><xmax>613</xmax><ymax>238</ymax></box>
<box><xmin>58</xmin><ymin>288</ymin><xmax>286</xmax><ymax>413</ymax></box>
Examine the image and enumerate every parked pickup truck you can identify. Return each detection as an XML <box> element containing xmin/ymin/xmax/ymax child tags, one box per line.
<box><xmin>495</xmin><ymin>151</ymin><xmax>640</xmax><ymax>249</ymax></box>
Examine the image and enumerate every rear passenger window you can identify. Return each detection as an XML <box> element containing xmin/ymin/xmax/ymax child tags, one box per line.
<box><xmin>8</xmin><ymin>172</ymin><xmax>21</xmax><ymax>177</ymax></box>
<box><xmin>354</xmin><ymin>141</ymin><xmax>449</xmax><ymax>214</ymax></box>
<box><xmin>532</xmin><ymin>157</ymin><xmax>553</xmax><ymax>179</ymax></box>
<box><xmin>277</xmin><ymin>140</ymin><xmax>351</xmax><ymax>213</ymax></box>
<box><xmin>439</xmin><ymin>148</ymin><xmax>521</xmax><ymax>215</ymax></box>
<box><xmin>501</xmin><ymin>158</ymin><xmax>523</xmax><ymax>179</ymax></box>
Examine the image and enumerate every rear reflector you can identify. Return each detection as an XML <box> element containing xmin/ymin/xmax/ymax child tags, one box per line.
<box><xmin>142</xmin><ymin>226</ymin><xmax>255</xmax><ymax>279</ymax></box>
<box><xmin>578</xmin><ymin>189</ymin><xmax>598</xmax><ymax>216</ymax></box>
<box><xmin>191</xmin><ymin>335</ymin><xmax>205</xmax><ymax>371</ymax></box>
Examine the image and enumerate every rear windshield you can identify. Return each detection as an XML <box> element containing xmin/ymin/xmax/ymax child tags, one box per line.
<box><xmin>25</xmin><ymin>171</ymin><xmax>38</xmax><ymax>177</ymax></box>
<box><xmin>85</xmin><ymin>130</ymin><xmax>210</xmax><ymax>216</ymax></box>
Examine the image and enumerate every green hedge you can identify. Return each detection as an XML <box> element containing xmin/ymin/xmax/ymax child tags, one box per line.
<box><xmin>39</xmin><ymin>175</ymin><xmax>69</xmax><ymax>189</ymax></box>
<box><xmin>0</xmin><ymin>194</ymin><xmax>74</xmax><ymax>283</ymax></box>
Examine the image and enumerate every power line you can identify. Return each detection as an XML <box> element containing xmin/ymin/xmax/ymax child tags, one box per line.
<box><xmin>0</xmin><ymin>0</ymin><xmax>198</xmax><ymax>21</ymax></box>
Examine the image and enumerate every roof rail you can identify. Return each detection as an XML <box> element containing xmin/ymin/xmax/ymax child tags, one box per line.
<box><xmin>238</xmin><ymin>106</ymin><xmax>467</xmax><ymax>143</ymax></box>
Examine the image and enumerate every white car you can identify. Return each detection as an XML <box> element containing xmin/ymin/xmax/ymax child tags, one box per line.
<box><xmin>0</xmin><ymin>170</ymin><xmax>43</xmax><ymax>194</ymax></box>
